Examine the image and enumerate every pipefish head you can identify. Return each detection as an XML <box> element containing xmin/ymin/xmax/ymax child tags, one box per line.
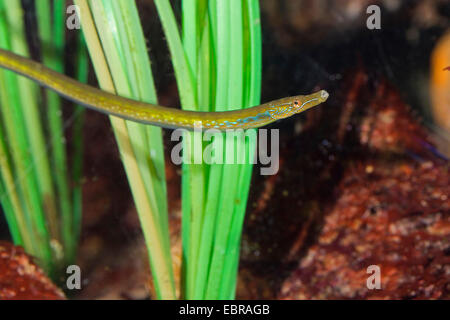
<box><xmin>268</xmin><ymin>90</ymin><xmax>329</xmax><ymax>120</ymax></box>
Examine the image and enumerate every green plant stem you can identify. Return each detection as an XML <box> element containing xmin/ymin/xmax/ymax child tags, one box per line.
<box><xmin>159</xmin><ymin>0</ymin><xmax>262</xmax><ymax>299</ymax></box>
<box><xmin>76</xmin><ymin>0</ymin><xmax>175</xmax><ymax>299</ymax></box>
<box><xmin>71</xmin><ymin>32</ymin><xmax>89</xmax><ymax>255</ymax></box>
<box><xmin>0</xmin><ymin>94</ymin><xmax>27</xmax><ymax>247</ymax></box>
<box><xmin>0</xmin><ymin>0</ymin><xmax>53</xmax><ymax>273</ymax></box>
<box><xmin>36</xmin><ymin>0</ymin><xmax>73</xmax><ymax>265</ymax></box>
<box><xmin>154</xmin><ymin>0</ymin><xmax>204</xmax><ymax>300</ymax></box>
<box><xmin>219</xmin><ymin>0</ymin><xmax>262</xmax><ymax>298</ymax></box>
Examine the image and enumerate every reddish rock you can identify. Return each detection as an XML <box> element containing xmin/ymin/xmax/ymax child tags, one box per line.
<box><xmin>279</xmin><ymin>158</ymin><xmax>449</xmax><ymax>299</ymax></box>
<box><xmin>277</xmin><ymin>77</ymin><xmax>450</xmax><ymax>299</ymax></box>
<box><xmin>239</xmin><ymin>71</ymin><xmax>449</xmax><ymax>299</ymax></box>
<box><xmin>0</xmin><ymin>242</ymin><xmax>65</xmax><ymax>300</ymax></box>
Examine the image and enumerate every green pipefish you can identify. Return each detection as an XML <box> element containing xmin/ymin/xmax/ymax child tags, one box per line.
<box><xmin>0</xmin><ymin>48</ymin><xmax>329</xmax><ymax>130</ymax></box>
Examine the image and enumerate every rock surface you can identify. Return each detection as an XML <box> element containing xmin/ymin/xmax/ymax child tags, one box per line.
<box><xmin>0</xmin><ymin>242</ymin><xmax>65</xmax><ymax>300</ymax></box>
<box><xmin>239</xmin><ymin>71</ymin><xmax>450</xmax><ymax>299</ymax></box>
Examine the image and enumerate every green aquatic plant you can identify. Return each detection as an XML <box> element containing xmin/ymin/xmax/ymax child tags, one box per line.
<box><xmin>75</xmin><ymin>0</ymin><xmax>264</xmax><ymax>299</ymax></box>
<box><xmin>73</xmin><ymin>0</ymin><xmax>264</xmax><ymax>299</ymax></box>
<box><xmin>74</xmin><ymin>0</ymin><xmax>176</xmax><ymax>299</ymax></box>
<box><xmin>0</xmin><ymin>0</ymin><xmax>326</xmax><ymax>300</ymax></box>
<box><xmin>0</xmin><ymin>0</ymin><xmax>87</xmax><ymax>277</ymax></box>
<box><xmin>155</xmin><ymin>0</ymin><xmax>263</xmax><ymax>299</ymax></box>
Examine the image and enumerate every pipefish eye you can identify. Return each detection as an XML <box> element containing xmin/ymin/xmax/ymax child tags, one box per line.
<box><xmin>294</xmin><ymin>100</ymin><xmax>299</xmax><ymax>105</ymax></box>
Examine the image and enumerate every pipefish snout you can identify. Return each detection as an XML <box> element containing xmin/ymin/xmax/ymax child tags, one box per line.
<box><xmin>0</xmin><ymin>48</ymin><xmax>329</xmax><ymax>130</ymax></box>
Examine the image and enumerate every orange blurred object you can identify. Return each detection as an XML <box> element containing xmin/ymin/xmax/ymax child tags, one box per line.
<box><xmin>430</xmin><ymin>30</ymin><xmax>450</xmax><ymax>132</ymax></box>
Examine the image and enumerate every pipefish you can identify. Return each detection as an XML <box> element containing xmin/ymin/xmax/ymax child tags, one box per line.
<box><xmin>0</xmin><ymin>48</ymin><xmax>329</xmax><ymax>130</ymax></box>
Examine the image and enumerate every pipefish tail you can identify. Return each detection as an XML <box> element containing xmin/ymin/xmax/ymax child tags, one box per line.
<box><xmin>0</xmin><ymin>48</ymin><xmax>329</xmax><ymax>130</ymax></box>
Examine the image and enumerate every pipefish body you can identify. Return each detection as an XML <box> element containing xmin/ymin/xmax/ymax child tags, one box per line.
<box><xmin>0</xmin><ymin>48</ymin><xmax>329</xmax><ymax>130</ymax></box>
